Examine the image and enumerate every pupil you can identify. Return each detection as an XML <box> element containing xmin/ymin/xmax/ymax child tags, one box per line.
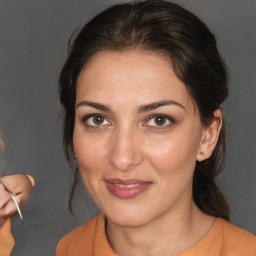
<box><xmin>93</xmin><ymin>116</ymin><xmax>103</xmax><ymax>124</ymax></box>
<box><xmin>155</xmin><ymin>116</ymin><xmax>165</xmax><ymax>125</ymax></box>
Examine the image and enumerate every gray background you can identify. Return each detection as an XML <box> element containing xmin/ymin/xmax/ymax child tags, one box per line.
<box><xmin>0</xmin><ymin>0</ymin><xmax>255</xmax><ymax>255</ymax></box>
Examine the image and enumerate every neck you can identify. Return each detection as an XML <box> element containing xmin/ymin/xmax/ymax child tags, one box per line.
<box><xmin>106</xmin><ymin>202</ymin><xmax>215</xmax><ymax>256</ymax></box>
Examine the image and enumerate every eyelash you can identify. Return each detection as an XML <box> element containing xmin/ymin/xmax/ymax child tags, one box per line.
<box><xmin>81</xmin><ymin>114</ymin><xmax>176</xmax><ymax>129</ymax></box>
<box><xmin>81</xmin><ymin>114</ymin><xmax>111</xmax><ymax>128</ymax></box>
<box><xmin>143</xmin><ymin>114</ymin><xmax>176</xmax><ymax>129</ymax></box>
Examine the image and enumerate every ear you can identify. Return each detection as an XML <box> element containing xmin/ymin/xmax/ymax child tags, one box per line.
<box><xmin>196</xmin><ymin>109</ymin><xmax>223</xmax><ymax>162</ymax></box>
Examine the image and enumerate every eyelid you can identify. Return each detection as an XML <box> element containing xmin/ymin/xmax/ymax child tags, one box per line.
<box><xmin>81</xmin><ymin>113</ymin><xmax>103</xmax><ymax>122</ymax></box>
<box><xmin>81</xmin><ymin>113</ymin><xmax>111</xmax><ymax>127</ymax></box>
<box><xmin>143</xmin><ymin>114</ymin><xmax>176</xmax><ymax>127</ymax></box>
<box><xmin>80</xmin><ymin>113</ymin><xmax>176</xmax><ymax>129</ymax></box>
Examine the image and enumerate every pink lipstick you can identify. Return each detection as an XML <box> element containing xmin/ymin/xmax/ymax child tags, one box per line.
<box><xmin>105</xmin><ymin>179</ymin><xmax>152</xmax><ymax>199</ymax></box>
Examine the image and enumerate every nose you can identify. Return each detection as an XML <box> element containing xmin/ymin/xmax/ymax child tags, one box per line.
<box><xmin>108</xmin><ymin>127</ymin><xmax>144</xmax><ymax>172</ymax></box>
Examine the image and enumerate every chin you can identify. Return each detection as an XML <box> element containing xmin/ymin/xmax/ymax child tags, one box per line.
<box><xmin>104</xmin><ymin>206</ymin><xmax>152</xmax><ymax>228</ymax></box>
<box><xmin>109</xmin><ymin>215</ymin><xmax>148</xmax><ymax>228</ymax></box>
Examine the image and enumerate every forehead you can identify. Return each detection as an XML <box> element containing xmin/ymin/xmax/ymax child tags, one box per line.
<box><xmin>76</xmin><ymin>50</ymin><xmax>195</xmax><ymax>111</ymax></box>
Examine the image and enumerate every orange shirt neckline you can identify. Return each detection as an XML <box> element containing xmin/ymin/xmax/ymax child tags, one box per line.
<box><xmin>57</xmin><ymin>213</ymin><xmax>256</xmax><ymax>256</ymax></box>
<box><xmin>92</xmin><ymin>214</ymin><xmax>223</xmax><ymax>256</ymax></box>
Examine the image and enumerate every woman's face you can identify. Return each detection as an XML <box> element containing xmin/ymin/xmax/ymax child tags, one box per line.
<box><xmin>73</xmin><ymin>50</ymin><xmax>206</xmax><ymax>227</ymax></box>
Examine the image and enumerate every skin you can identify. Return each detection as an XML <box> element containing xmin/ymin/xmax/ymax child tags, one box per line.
<box><xmin>0</xmin><ymin>174</ymin><xmax>35</xmax><ymax>228</ymax></box>
<box><xmin>73</xmin><ymin>50</ymin><xmax>222</xmax><ymax>255</ymax></box>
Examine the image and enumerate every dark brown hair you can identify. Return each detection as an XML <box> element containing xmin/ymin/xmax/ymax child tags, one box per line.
<box><xmin>59</xmin><ymin>0</ymin><xmax>229</xmax><ymax>219</ymax></box>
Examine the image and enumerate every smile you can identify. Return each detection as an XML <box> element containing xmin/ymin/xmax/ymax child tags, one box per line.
<box><xmin>114</xmin><ymin>183</ymin><xmax>140</xmax><ymax>188</ymax></box>
<box><xmin>105</xmin><ymin>179</ymin><xmax>152</xmax><ymax>199</ymax></box>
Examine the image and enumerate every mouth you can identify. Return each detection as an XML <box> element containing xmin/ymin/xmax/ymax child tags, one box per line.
<box><xmin>104</xmin><ymin>179</ymin><xmax>152</xmax><ymax>199</ymax></box>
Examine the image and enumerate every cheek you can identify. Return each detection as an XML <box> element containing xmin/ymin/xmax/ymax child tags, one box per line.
<box><xmin>75</xmin><ymin>140</ymin><xmax>105</xmax><ymax>173</ymax></box>
<box><xmin>73</xmin><ymin>126</ymin><xmax>103</xmax><ymax>178</ymax></box>
<box><xmin>73</xmin><ymin>121</ymin><xmax>106</xmax><ymax>160</ymax></box>
<box><xmin>145</xmin><ymin>131</ymin><xmax>201</xmax><ymax>176</ymax></box>
<box><xmin>146</xmin><ymin>141</ymin><xmax>184</xmax><ymax>177</ymax></box>
<box><xmin>74</xmin><ymin>136</ymin><xmax>105</xmax><ymax>200</ymax></box>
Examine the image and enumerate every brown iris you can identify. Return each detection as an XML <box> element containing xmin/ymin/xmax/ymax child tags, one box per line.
<box><xmin>154</xmin><ymin>116</ymin><xmax>166</xmax><ymax>126</ymax></box>
<box><xmin>93</xmin><ymin>116</ymin><xmax>104</xmax><ymax>125</ymax></box>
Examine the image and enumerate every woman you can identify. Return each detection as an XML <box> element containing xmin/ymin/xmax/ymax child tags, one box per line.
<box><xmin>0</xmin><ymin>132</ymin><xmax>35</xmax><ymax>256</ymax></box>
<box><xmin>57</xmin><ymin>1</ymin><xmax>256</xmax><ymax>255</ymax></box>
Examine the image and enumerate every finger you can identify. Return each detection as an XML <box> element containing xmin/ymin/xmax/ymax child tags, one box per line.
<box><xmin>1</xmin><ymin>174</ymin><xmax>32</xmax><ymax>196</ymax></box>
<box><xmin>0</xmin><ymin>182</ymin><xmax>6</xmax><ymax>193</ymax></box>
<box><xmin>0</xmin><ymin>175</ymin><xmax>32</xmax><ymax>207</ymax></box>
<box><xmin>0</xmin><ymin>187</ymin><xmax>12</xmax><ymax>209</ymax></box>
<box><xmin>0</xmin><ymin>200</ymin><xmax>16</xmax><ymax>218</ymax></box>
<box><xmin>26</xmin><ymin>175</ymin><xmax>35</xmax><ymax>187</ymax></box>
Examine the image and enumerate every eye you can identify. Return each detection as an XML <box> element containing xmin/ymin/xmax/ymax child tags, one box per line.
<box><xmin>82</xmin><ymin>114</ymin><xmax>111</xmax><ymax>127</ymax></box>
<box><xmin>144</xmin><ymin>115</ymin><xmax>175</xmax><ymax>128</ymax></box>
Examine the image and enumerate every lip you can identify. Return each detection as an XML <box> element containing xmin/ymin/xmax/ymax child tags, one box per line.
<box><xmin>104</xmin><ymin>179</ymin><xmax>152</xmax><ymax>199</ymax></box>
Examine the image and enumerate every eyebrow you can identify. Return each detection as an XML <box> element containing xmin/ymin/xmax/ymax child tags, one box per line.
<box><xmin>138</xmin><ymin>100</ymin><xmax>186</xmax><ymax>113</ymax></box>
<box><xmin>76</xmin><ymin>101</ymin><xmax>113</xmax><ymax>114</ymax></box>
<box><xmin>76</xmin><ymin>99</ymin><xmax>185</xmax><ymax>113</ymax></box>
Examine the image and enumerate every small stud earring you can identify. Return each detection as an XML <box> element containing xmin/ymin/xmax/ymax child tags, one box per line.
<box><xmin>74</xmin><ymin>154</ymin><xmax>77</xmax><ymax>160</ymax></box>
<box><xmin>200</xmin><ymin>152</ymin><xmax>205</xmax><ymax>155</ymax></box>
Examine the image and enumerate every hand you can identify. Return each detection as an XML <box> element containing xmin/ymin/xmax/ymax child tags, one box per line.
<box><xmin>0</xmin><ymin>182</ymin><xmax>15</xmax><ymax>228</ymax></box>
<box><xmin>0</xmin><ymin>174</ymin><xmax>35</xmax><ymax>228</ymax></box>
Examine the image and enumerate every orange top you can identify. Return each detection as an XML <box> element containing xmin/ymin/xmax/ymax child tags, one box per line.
<box><xmin>57</xmin><ymin>214</ymin><xmax>256</xmax><ymax>256</ymax></box>
<box><xmin>0</xmin><ymin>218</ymin><xmax>15</xmax><ymax>256</ymax></box>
